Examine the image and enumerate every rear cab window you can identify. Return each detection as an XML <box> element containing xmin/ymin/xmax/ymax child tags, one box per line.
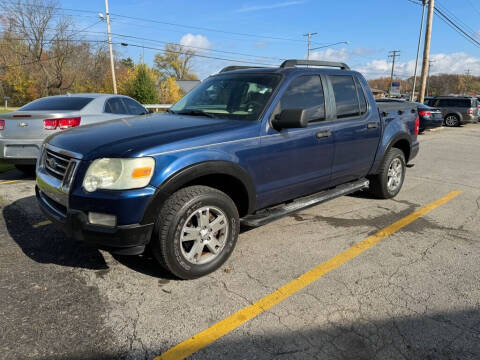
<box><xmin>329</xmin><ymin>75</ymin><xmax>363</xmax><ymax>119</ymax></box>
<box><xmin>19</xmin><ymin>97</ymin><xmax>94</xmax><ymax>111</ymax></box>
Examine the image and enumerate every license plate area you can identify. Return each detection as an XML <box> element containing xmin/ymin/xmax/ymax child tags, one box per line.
<box><xmin>5</xmin><ymin>144</ymin><xmax>40</xmax><ymax>158</ymax></box>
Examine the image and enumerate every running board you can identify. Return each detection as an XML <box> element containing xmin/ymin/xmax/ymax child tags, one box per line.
<box><xmin>241</xmin><ymin>178</ymin><xmax>369</xmax><ymax>227</ymax></box>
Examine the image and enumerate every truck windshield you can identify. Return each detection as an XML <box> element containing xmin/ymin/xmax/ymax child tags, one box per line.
<box><xmin>170</xmin><ymin>73</ymin><xmax>281</xmax><ymax>121</ymax></box>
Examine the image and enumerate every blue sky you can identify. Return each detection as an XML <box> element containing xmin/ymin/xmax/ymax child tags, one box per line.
<box><xmin>60</xmin><ymin>0</ymin><xmax>480</xmax><ymax>79</ymax></box>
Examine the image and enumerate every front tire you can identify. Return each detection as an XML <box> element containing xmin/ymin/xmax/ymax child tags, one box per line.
<box><xmin>368</xmin><ymin>148</ymin><xmax>406</xmax><ymax>199</ymax></box>
<box><xmin>151</xmin><ymin>185</ymin><xmax>240</xmax><ymax>279</ymax></box>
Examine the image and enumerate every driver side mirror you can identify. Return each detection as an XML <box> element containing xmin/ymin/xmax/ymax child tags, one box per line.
<box><xmin>272</xmin><ymin>109</ymin><xmax>308</xmax><ymax>130</ymax></box>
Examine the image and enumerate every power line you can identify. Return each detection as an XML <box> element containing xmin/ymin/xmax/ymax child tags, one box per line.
<box><xmin>434</xmin><ymin>7</ymin><xmax>480</xmax><ymax>47</ymax></box>
<box><xmin>408</xmin><ymin>0</ymin><xmax>480</xmax><ymax>48</ymax></box>
<box><xmin>108</xmin><ymin>33</ymin><xmax>287</xmax><ymax>61</ymax></box>
<box><xmin>117</xmin><ymin>42</ymin><xmax>278</xmax><ymax>66</ymax></box>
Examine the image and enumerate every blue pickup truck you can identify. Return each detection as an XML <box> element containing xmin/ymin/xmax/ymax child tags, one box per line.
<box><xmin>36</xmin><ymin>60</ymin><xmax>419</xmax><ymax>279</ymax></box>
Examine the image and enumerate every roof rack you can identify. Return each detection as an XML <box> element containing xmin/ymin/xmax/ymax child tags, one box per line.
<box><xmin>219</xmin><ymin>66</ymin><xmax>266</xmax><ymax>73</ymax></box>
<box><xmin>280</xmin><ymin>59</ymin><xmax>350</xmax><ymax>70</ymax></box>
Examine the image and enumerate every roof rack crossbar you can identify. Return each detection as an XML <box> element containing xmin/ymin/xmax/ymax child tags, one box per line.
<box><xmin>280</xmin><ymin>59</ymin><xmax>350</xmax><ymax>70</ymax></box>
<box><xmin>219</xmin><ymin>66</ymin><xmax>266</xmax><ymax>73</ymax></box>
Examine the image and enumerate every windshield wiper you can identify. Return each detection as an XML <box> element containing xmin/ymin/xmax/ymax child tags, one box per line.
<box><xmin>175</xmin><ymin>109</ymin><xmax>216</xmax><ymax>118</ymax></box>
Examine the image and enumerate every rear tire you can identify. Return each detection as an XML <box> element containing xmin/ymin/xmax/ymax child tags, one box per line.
<box><xmin>151</xmin><ymin>185</ymin><xmax>240</xmax><ymax>280</ymax></box>
<box><xmin>368</xmin><ymin>148</ymin><xmax>406</xmax><ymax>199</ymax></box>
<box><xmin>14</xmin><ymin>164</ymin><xmax>36</xmax><ymax>175</ymax></box>
<box><xmin>444</xmin><ymin>114</ymin><xmax>460</xmax><ymax>127</ymax></box>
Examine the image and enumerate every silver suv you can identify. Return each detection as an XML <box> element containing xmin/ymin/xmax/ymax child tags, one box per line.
<box><xmin>425</xmin><ymin>96</ymin><xmax>478</xmax><ymax>127</ymax></box>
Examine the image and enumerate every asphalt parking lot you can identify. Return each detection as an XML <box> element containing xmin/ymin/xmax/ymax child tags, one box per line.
<box><xmin>1</xmin><ymin>125</ymin><xmax>479</xmax><ymax>360</ymax></box>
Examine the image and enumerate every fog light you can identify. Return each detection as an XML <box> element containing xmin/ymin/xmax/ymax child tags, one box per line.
<box><xmin>88</xmin><ymin>212</ymin><xmax>117</xmax><ymax>227</ymax></box>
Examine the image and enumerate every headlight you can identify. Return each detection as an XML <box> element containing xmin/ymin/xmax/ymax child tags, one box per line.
<box><xmin>83</xmin><ymin>157</ymin><xmax>155</xmax><ymax>192</ymax></box>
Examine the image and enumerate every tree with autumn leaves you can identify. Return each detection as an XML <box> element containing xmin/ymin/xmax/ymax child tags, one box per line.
<box><xmin>0</xmin><ymin>0</ymin><xmax>197</xmax><ymax>106</ymax></box>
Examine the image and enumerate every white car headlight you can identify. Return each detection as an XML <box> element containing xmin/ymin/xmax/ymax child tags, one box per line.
<box><xmin>83</xmin><ymin>157</ymin><xmax>155</xmax><ymax>192</ymax></box>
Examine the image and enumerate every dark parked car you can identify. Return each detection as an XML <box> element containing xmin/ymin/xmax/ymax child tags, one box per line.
<box><xmin>415</xmin><ymin>102</ymin><xmax>443</xmax><ymax>132</ymax></box>
<box><xmin>36</xmin><ymin>59</ymin><xmax>419</xmax><ymax>279</ymax></box>
<box><xmin>424</xmin><ymin>96</ymin><xmax>478</xmax><ymax>126</ymax></box>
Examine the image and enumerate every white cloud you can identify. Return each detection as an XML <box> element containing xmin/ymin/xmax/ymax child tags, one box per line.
<box><xmin>355</xmin><ymin>52</ymin><xmax>480</xmax><ymax>79</ymax></box>
<box><xmin>310</xmin><ymin>48</ymin><xmax>480</xmax><ymax>79</ymax></box>
<box><xmin>179</xmin><ymin>34</ymin><xmax>211</xmax><ymax>52</ymax></box>
<box><xmin>235</xmin><ymin>1</ymin><xmax>304</xmax><ymax>13</ymax></box>
<box><xmin>310</xmin><ymin>48</ymin><xmax>350</xmax><ymax>62</ymax></box>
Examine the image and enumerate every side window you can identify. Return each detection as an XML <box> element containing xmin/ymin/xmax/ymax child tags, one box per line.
<box><xmin>105</xmin><ymin>97</ymin><xmax>128</xmax><ymax>114</ymax></box>
<box><xmin>436</xmin><ymin>99</ymin><xmax>447</xmax><ymax>107</ymax></box>
<box><xmin>329</xmin><ymin>75</ymin><xmax>360</xmax><ymax>119</ymax></box>
<box><xmin>279</xmin><ymin>75</ymin><xmax>325</xmax><ymax>122</ymax></box>
<box><xmin>354</xmin><ymin>77</ymin><xmax>368</xmax><ymax>115</ymax></box>
<box><xmin>123</xmin><ymin>98</ymin><xmax>147</xmax><ymax>115</ymax></box>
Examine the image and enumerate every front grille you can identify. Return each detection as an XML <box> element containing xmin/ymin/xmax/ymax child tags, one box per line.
<box><xmin>44</xmin><ymin>148</ymin><xmax>71</xmax><ymax>180</ymax></box>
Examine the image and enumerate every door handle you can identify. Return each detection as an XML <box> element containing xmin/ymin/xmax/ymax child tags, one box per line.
<box><xmin>315</xmin><ymin>130</ymin><xmax>331</xmax><ymax>139</ymax></box>
<box><xmin>367</xmin><ymin>122</ymin><xmax>379</xmax><ymax>129</ymax></box>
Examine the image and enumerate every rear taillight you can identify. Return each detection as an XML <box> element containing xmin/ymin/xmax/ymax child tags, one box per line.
<box><xmin>467</xmin><ymin>108</ymin><xmax>473</xmax><ymax>115</ymax></box>
<box><xmin>58</xmin><ymin>117</ymin><xmax>81</xmax><ymax>129</ymax></box>
<box><xmin>414</xmin><ymin>116</ymin><xmax>420</xmax><ymax>135</ymax></box>
<box><xmin>0</xmin><ymin>120</ymin><xmax>5</xmax><ymax>130</ymax></box>
<box><xmin>43</xmin><ymin>117</ymin><xmax>81</xmax><ymax>130</ymax></box>
<box><xmin>418</xmin><ymin>110</ymin><xmax>432</xmax><ymax>117</ymax></box>
<box><xmin>43</xmin><ymin>119</ymin><xmax>58</xmax><ymax>130</ymax></box>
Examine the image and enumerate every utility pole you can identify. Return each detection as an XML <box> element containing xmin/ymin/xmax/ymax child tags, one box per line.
<box><xmin>303</xmin><ymin>32</ymin><xmax>317</xmax><ymax>60</ymax></box>
<box><xmin>464</xmin><ymin>69</ymin><xmax>471</xmax><ymax>94</ymax></box>
<box><xmin>104</xmin><ymin>0</ymin><xmax>117</xmax><ymax>94</ymax></box>
<box><xmin>426</xmin><ymin>60</ymin><xmax>434</xmax><ymax>97</ymax></box>
<box><xmin>388</xmin><ymin>50</ymin><xmax>400</xmax><ymax>96</ymax></box>
<box><xmin>419</xmin><ymin>0</ymin><xmax>434</xmax><ymax>103</ymax></box>
<box><xmin>411</xmin><ymin>0</ymin><xmax>427</xmax><ymax>101</ymax></box>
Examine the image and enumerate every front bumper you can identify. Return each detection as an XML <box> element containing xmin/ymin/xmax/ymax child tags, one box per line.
<box><xmin>0</xmin><ymin>138</ymin><xmax>43</xmax><ymax>164</ymax></box>
<box><xmin>421</xmin><ymin>117</ymin><xmax>443</xmax><ymax>129</ymax></box>
<box><xmin>36</xmin><ymin>187</ymin><xmax>154</xmax><ymax>255</ymax></box>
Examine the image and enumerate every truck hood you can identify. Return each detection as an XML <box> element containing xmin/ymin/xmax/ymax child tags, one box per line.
<box><xmin>47</xmin><ymin>113</ymin><xmax>256</xmax><ymax>160</ymax></box>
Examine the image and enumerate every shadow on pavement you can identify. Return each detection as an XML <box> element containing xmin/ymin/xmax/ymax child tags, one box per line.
<box><xmin>30</xmin><ymin>308</ymin><xmax>480</xmax><ymax>360</ymax></box>
<box><xmin>112</xmin><ymin>252</ymin><xmax>178</xmax><ymax>280</ymax></box>
<box><xmin>3</xmin><ymin>195</ymin><xmax>108</xmax><ymax>270</ymax></box>
<box><xmin>0</xmin><ymin>168</ymin><xmax>35</xmax><ymax>181</ymax></box>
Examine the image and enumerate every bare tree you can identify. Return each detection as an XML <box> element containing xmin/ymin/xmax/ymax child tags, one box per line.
<box><xmin>1</xmin><ymin>0</ymin><xmax>77</xmax><ymax>95</ymax></box>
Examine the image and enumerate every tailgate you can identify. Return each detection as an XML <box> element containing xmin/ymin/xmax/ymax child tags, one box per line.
<box><xmin>0</xmin><ymin>111</ymin><xmax>78</xmax><ymax>139</ymax></box>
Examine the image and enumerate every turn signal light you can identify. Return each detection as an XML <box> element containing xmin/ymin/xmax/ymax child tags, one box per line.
<box><xmin>131</xmin><ymin>167</ymin><xmax>153</xmax><ymax>178</ymax></box>
<box><xmin>414</xmin><ymin>116</ymin><xmax>420</xmax><ymax>135</ymax></box>
<box><xmin>0</xmin><ymin>119</ymin><xmax>4</xmax><ymax>130</ymax></box>
<box><xmin>467</xmin><ymin>108</ymin><xmax>473</xmax><ymax>115</ymax></box>
<box><xmin>43</xmin><ymin>117</ymin><xmax>81</xmax><ymax>130</ymax></box>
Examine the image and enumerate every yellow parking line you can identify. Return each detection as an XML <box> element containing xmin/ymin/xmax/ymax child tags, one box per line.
<box><xmin>155</xmin><ymin>190</ymin><xmax>462</xmax><ymax>360</ymax></box>
<box><xmin>0</xmin><ymin>180</ymin><xmax>19</xmax><ymax>185</ymax></box>
<box><xmin>33</xmin><ymin>220</ymin><xmax>52</xmax><ymax>228</ymax></box>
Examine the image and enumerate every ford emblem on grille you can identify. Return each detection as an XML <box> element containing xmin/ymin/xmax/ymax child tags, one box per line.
<box><xmin>47</xmin><ymin>157</ymin><xmax>58</xmax><ymax>169</ymax></box>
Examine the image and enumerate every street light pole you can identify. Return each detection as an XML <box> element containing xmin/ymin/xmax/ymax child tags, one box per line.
<box><xmin>411</xmin><ymin>0</ymin><xmax>427</xmax><ymax>101</ymax></box>
<box><xmin>104</xmin><ymin>0</ymin><xmax>117</xmax><ymax>94</ymax></box>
